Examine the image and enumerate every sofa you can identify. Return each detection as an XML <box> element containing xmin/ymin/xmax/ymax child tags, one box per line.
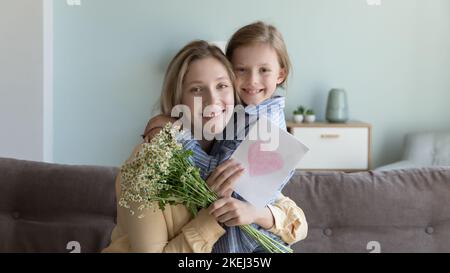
<box><xmin>1</xmin><ymin>157</ymin><xmax>450</xmax><ymax>253</ymax></box>
<box><xmin>376</xmin><ymin>131</ymin><xmax>450</xmax><ymax>171</ymax></box>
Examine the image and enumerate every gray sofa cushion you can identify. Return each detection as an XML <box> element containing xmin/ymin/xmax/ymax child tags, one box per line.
<box><xmin>1</xmin><ymin>157</ymin><xmax>450</xmax><ymax>252</ymax></box>
<box><xmin>377</xmin><ymin>131</ymin><xmax>450</xmax><ymax>170</ymax></box>
<box><xmin>285</xmin><ymin>168</ymin><xmax>450</xmax><ymax>253</ymax></box>
<box><xmin>0</xmin><ymin>157</ymin><xmax>117</xmax><ymax>253</ymax></box>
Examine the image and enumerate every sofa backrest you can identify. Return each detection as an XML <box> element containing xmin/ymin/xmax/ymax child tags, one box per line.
<box><xmin>1</xmin><ymin>157</ymin><xmax>450</xmax><ymax>253</ymax></box>
<box><xmin>0</xmin><ymin>158</ymin><xmax>117</xmax><ymax>253</ymax></box>
<box><xmin>284</xmin><ymin>168</ymin><xmax>450</xmax><ymax>253</ymax></box>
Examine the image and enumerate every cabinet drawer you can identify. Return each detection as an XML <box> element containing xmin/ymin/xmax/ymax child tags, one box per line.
<box><xmin>291</xmin><ymin>127</ymin><xmax>369</xmax><ymax>170</ymax></box>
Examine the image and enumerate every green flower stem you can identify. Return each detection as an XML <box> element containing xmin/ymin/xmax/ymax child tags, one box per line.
<box><xmin>240</xmin><ymin>225</ymin><xmax>292</xmax><ymax>253</ymax></box>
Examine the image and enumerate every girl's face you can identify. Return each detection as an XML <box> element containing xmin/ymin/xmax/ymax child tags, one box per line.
<box><xmin>231</xmin><ymin>43</ymin><xmax>286</xmax><ymax>106</ymax></box>
<box><xmin>181</xmin><ymin>57</ymin><xmax>235</xmax><ymax>136</ymax></box>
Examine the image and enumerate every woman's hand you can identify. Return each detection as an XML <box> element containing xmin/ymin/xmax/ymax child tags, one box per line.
<box><xmin>142</xmin><ymin>115</ymin><xmax>178</xmax><ymax>143</ymax></box>
<box><xmin>208</xmin><ymin>197</ymin><xmax>275</xmax><ymax>229</ymax></box>
<box><xmin>206</xmin><ymin>159</ymin><xmax>244</xmax><ymax>198</ymax></box>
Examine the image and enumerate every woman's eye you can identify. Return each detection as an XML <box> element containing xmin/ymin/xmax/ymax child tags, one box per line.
<box><xmin>235</xmin><ymin>68</ymin><xmax>246</xmax><ymax>73</ymax></box>
<box><xmin>191</xmin><ymin>87</ymin><xmax>202</xmax><ymax>93</ymax></box>
<box><xmin>218</xmin><ymin>84</ymin><xmax>229</xmax><ymax>89</ymax></box>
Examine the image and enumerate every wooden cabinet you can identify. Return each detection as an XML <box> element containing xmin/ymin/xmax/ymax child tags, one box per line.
<box><xmin>287</xmin><ymin>121</ymin><xmax>372</xmax><ymax>171</ymax></box>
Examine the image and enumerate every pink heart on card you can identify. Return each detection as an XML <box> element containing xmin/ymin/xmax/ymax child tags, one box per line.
<box><xmin>248</xmin><ymin>141</ymin><xmax>284</xmax><ymax>177</ymax></box>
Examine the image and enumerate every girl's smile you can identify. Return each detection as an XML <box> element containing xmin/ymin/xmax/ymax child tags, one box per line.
<box><xmin>232</xmin><ymin>43</ymin><xmax>286</xmax><ymax>106</ymax></box>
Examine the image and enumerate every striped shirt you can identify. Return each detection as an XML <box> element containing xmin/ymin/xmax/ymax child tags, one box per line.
<box><xmin>176</xmin><ymin>96</ymin><xmax>292</xmax><ymax>253</ymax></box>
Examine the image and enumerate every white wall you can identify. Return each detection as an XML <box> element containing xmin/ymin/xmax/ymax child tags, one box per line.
<box><xmin>0</xmin><ymin>0</ymin><xmax>46</xmax><ymax>161</ymax></box>
<box><xmin>53</xmin><ymin>0</ymin><xmax>450</xmax><ymax>168</ymax></box>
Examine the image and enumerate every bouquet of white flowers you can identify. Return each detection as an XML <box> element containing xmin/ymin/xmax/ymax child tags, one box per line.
<box><xmin>118</xmin><ymin>123</ymin><xmax>292</xmax><ymax>253</ymax></box>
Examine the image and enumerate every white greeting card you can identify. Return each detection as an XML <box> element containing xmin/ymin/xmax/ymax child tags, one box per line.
<box><xmin>231</xmin><ymin>116</ymin><xmax>309</xmax><ymax>208</ymax></box>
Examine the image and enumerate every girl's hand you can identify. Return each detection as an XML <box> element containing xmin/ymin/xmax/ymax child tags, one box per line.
<box><xmin>206</xmin><ymin>159</ymin><xmax>244</xmax><ymax>198</ymax></box>
<box><xmin>208</xmin><ymin>197</ymin><xmax>258</xmax><ymax>226</ymax></box>
<box><xmin>208</xmin><ymin>197</ymin><xmax>276</xmax><ymax>228</ymax></box>
<box><xmin>142</xmin><ymin>115</ymin><xmax>178</xmax><ymax>143</ymax></box>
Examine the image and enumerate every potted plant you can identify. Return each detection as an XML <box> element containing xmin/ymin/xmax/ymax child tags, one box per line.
<box><xmin>293</xmin><ymin>106</ymin><xmax>305</xmax><ymax>123</ymax></box>
<box><xmin>304</xmin><ymin>109</ymin><xmax>316</xmax><ymax>123</ymax></box>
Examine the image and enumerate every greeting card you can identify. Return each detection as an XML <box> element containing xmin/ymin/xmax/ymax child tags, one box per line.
<box><xmin>231</xmin><ymin>116</ymin><xmax>309</xmax><ymax>208</ymax></box>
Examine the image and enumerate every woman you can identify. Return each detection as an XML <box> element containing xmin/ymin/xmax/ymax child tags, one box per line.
<box><xmin>103</xmin><ymin>40</ymin><xmax>248</xmax><ymax>252</ymax></box>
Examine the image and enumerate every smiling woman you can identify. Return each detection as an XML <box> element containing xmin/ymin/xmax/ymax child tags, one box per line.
<box><xmin>157</xmin><ymin>40</ymin><xmax>237</xmax><ymax>151</ymax></box>
<box><xmin>181</xmin><ymin>57</ymin><xmax>235</xmax><ymax>139</ymax></box>
<box><xmin>102</xmin><ymin>40</ymin><xmax>238</xmax><ymax>253</ymax></box>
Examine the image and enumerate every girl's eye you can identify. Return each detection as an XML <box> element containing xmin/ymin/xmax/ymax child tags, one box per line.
<box><xmin>235</xmin><ymin>68</ymin><xmax>246</xmax><ymax>73</ymax></box>
<box><xmin>261</xmin><ymin>68</ymin><xmax>271</xmax><ymax>73</ymax></box>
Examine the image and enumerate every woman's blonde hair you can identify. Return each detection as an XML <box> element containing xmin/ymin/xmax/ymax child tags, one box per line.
<box><xmin>160</xmin><ymin>40</ymin><xmax>237</xmax><ymax>115</ymax></box>
<box><xmin>226</xmin><ymin>21</ymin><xmax>291</xmax><ymax>88</ymax></box>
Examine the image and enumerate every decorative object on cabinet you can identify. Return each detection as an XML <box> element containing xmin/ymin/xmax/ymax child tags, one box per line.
<box><xmin>326</xmin><ymin>88</ymin><xmax>349</xmax><ymax>123</ymax></box>
<box><xmin>304</xmin><ymin>109</ymin><xmax>316</xmax><ymax>123</ymax></box>
<box><xmin>293</xmin><ymin>106</ymin><xmax>305</xmax><ymax>123</ymax></box>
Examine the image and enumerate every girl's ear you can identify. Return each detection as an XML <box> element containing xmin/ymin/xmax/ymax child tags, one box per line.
<box><xmin>277</xmin><ymin>68</ymin><xmax>287</xmax><ymax>85</ymax></box>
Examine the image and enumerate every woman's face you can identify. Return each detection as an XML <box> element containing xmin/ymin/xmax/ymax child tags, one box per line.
<box><xmin>181</xmin><ymin>57</ymin><xmax>235</xmax><ymax>138</ymax></box>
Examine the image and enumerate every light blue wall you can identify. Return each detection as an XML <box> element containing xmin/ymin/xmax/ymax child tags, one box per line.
<box><xmin>54</xmin><ymin>0</ymin><xmax>450</xmax><ymax>167</ymax></box>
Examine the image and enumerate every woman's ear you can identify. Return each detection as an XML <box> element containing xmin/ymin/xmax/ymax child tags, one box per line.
<box><xmin>277</xmin><ymin>68</ymin><xmax>287</xmax><ymax>85</ymax></box>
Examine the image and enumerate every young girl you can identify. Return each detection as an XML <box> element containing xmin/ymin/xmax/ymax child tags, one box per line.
<box><xmin>143</xmin><ymin>22</ymin><xmax>307</xmax><ymax>253</ymax></box>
